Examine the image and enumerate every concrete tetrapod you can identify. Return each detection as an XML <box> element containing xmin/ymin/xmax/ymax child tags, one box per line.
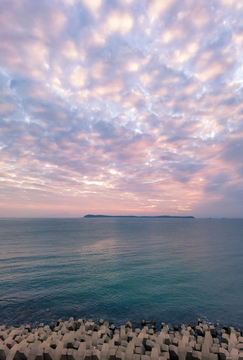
<box><xmin>0</xmin><ymin>319</ymin><xmax>242</xmax><ymax>360</ymax></box>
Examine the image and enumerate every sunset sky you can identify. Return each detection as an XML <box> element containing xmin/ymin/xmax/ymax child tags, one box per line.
<box><xmin>0</xmin><ymin>0</ymin><xmax>243</xmax><ymax>218</ymax></box>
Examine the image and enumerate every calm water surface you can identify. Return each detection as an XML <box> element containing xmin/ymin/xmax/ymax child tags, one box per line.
<box><xmin>0</xmin><ymin>218</ymin><xmax>242</xmax><ymax>329</ymax></box>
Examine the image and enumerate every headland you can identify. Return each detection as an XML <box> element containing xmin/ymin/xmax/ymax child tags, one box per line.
<box><xmin>84</xmin><ymin>215</ymin><xmax>195</xmax><ymax>219</ymax></box>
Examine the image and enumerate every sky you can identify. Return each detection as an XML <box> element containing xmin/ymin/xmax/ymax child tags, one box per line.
<box><xmin>0</xmin><ymin>0</ymin><xmax>243</xmax><ymax>218</ymax></box>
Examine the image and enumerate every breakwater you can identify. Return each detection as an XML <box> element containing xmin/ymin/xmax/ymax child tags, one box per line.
<box><xmin>0</xmin><ymin>318</ymin><xmax>243</xmax><ymax>360</ymax></box>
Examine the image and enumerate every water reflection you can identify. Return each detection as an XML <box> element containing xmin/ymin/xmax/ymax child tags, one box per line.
<box><xmin>79</xmin><ymin>238</ymin><xmax>119</xmax><ymax>260</ymax></box>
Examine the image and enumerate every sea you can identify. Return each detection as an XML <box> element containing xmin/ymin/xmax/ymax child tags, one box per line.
<box><xmin>0</xmin><ymin>218</ymin><xmax>243</xmax><ymax>330</ymax></box>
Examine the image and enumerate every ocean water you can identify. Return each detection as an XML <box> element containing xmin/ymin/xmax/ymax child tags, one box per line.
<box><xmin>0</xmin><ymin>218</ymin><xmax>243</xmax><ymax>329</ymax></box>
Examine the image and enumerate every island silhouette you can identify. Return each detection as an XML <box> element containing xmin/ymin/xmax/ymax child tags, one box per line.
<box><xmin>84</xmin><ymin>214</ymin><xmax>195</xmax><ymax>218</ymax></box>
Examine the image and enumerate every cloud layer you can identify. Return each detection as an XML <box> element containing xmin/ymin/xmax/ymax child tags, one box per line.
<box><xmin>0</xmin><ymin>0</ymin><xmax>243</xmax><ymax>217</ymax></box>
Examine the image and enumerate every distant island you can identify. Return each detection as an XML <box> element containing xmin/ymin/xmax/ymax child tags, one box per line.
<box><xmin>84</xmin><ymin>214</ymin><xmax>195</xmax><ymax>218</ymax></box>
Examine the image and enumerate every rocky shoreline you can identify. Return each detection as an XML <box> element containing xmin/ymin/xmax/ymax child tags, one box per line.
<box><xmin>0</xmin><ymin>318</ymin><xmax>243</xmax><ymax>360</ymax></box>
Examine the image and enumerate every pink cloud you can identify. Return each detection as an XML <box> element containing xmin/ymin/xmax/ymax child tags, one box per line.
<box><xmin>0</xmin><ymin>0</ymin><xmax>243</xmax><ymax>217</ymax></box>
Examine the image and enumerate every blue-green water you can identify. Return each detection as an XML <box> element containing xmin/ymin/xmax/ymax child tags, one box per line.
<box><xmin>0</xmin><ymin>218</ymin><xmax>243</xmax><ymax>329</ymax></box>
